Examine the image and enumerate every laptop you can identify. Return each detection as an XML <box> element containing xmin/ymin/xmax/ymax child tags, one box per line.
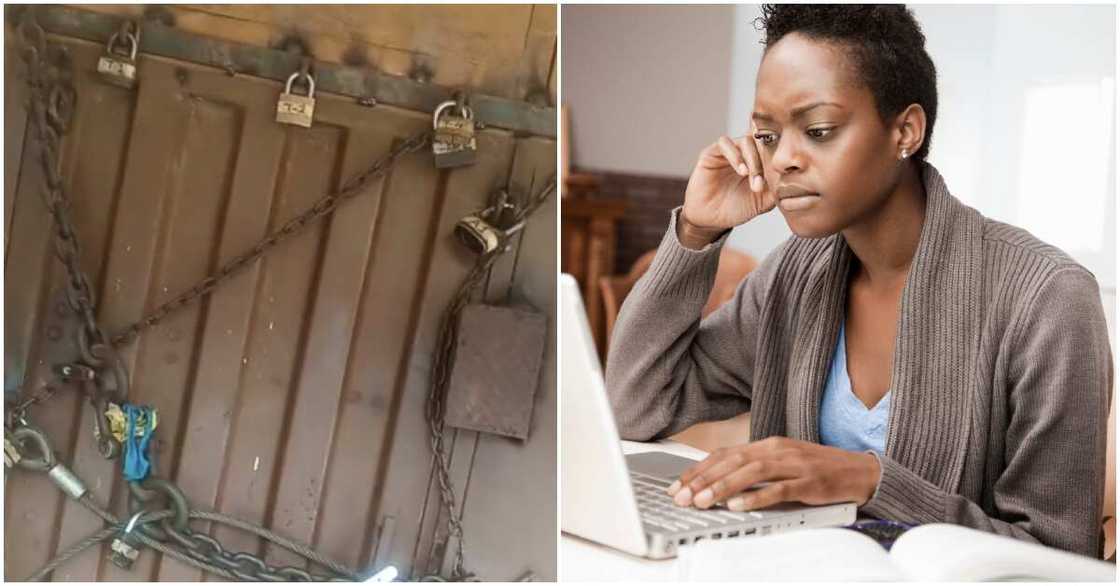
<box><xmin>559</xmin><ymin>273</ymin><xmax>856</xmax><ymax>559</ymax></box>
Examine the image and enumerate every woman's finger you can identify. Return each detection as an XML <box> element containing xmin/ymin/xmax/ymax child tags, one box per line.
<box><xmin>670</xmin><ymin>452</ymin><xmax>728</xmax><ymax>503</ymax></box>
<box><xmin>679</xmin><ymin>451</ymin><xmax>751</xmax><ymax>504</ymax></box>
<box><xmin>696</xmin><ymin>140</ymin><xmax>729</xmax><ymax>170</ymax></box>
<box><xmin>694</xmin><ymin>458</ymin><xmax>799</xmax><ymax>509</ymax></box>
<box><xmin>716</xmin><ymin>136</ymin><xmax>749</xmax><ymax>176</ymax></box>
<box><xmin>727</xmin><ymin>478</ymin><xmax>810</xmax><ymax>512</ymax></box>
<box><xmin>672</xmin><ymin>438</ymin><xmax>796</xmax><ymax>500</ymax></box>
<box><xmin>738</xmin><ymin>132</ymin><xmax>766</xmax><ymax>193</ymax></box>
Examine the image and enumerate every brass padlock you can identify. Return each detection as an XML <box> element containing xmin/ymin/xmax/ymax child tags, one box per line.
<box><xmin>276</xmin><ymin>72</ymin><xmax>316</xmax><ymax>128</ymax></box>
<box><xmin>432</xmin><ymin>100</ymin><xmax>478</xmax><ymax>169</ymax></box>
<box><xmin>96</xmin><ymin>30</ymin><xmax>139</xmax><ymax>89</ymax></box>
<box><xmin>454</xmin><ymin>195</ymin><xmax>525</xmax><ymax>255</ymax></box>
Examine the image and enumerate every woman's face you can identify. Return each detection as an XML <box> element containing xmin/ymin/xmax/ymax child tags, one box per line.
<box><xmin>752</xmin><ymin>33</ymin><xmax>907</xmax><ymax>238</ymax></box>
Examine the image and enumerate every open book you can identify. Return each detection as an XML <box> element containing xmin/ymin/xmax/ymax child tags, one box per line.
<box><xmin>676</xmin><ymin>523</ymin><xmax>1115</xmax><ymax>581</ymax></box>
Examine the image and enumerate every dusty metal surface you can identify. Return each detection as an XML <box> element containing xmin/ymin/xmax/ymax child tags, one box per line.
<box><xmin>444</xmin><ymin>303</ymin><xmax>548</xmax><ymax>440</ymax></box>
<box><xmin>4</xmin><ymin>26</ymin><xmax>556</xmax><ymax>581</ymax></box>
<box><xmin>16</xmin><ymin>4</ymin><xmax>556</xmax><ymax>138</ymax></box>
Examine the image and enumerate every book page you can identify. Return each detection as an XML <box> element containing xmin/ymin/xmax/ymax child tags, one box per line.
<box><xmin>889</xmin><ymin>523</ymin><xmax>1117</xmax><ymax>581</ymax></box>
<box><xmin>676</xmin><ymin>528</ymin><xmax>905</xmax><ymax>581</ymax></box>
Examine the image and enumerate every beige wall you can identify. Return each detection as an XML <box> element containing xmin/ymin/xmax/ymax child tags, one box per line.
<box><xmin>562</xmin><ymin>5</ymin><xmax>735</xmax><ymax>177</ymax></box>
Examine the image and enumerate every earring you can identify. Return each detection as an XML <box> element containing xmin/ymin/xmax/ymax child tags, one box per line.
<box><xmin>899</xmin><ymin>148</ymin><xmax>909</xmax><ymax>160</ymax></box>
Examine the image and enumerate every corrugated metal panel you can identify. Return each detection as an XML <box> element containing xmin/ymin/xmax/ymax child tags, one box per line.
<box><xmin>5</xmin><ymin>27</ymin><xmax>555</xmax><ymax>581</ymax></box>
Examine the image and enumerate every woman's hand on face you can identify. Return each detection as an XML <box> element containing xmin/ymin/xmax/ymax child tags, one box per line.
<box><xmin>665</xmin><ymin>437</ymin><xmax>882</xmax><ymax>512</ymax></box>
<box><xmin>679</xmin><ymin>128</ymin><xmax>777</xmax><ymax>247</ymax></box>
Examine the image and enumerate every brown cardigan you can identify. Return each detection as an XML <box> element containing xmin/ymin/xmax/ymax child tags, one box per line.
<box><xmin>605</xmin><ymin>161</ymin><xmax>1113</xmax><ymax>557</ymax></box>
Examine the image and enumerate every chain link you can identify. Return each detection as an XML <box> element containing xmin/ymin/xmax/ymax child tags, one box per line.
<box><xmin>8</xmin><ymin>384</ymin><xmax>59</xmax><ymax>427</ymax></box>
<box><xmin>160</xmin><ymin>522</ymin><xmax>335</xmax><ymax>582</ymax></box>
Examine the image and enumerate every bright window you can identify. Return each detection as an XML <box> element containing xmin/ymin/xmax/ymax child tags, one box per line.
<box><xmin>1016</xmin><ymin>78</ymin><xmax>1115</xmax><ymax>254</ymax></box>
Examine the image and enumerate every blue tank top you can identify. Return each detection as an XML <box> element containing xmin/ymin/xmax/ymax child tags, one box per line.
<box><xmin>818</xmin><ymin>321</ymin><xmax>891</xmax><ymax>455</ymax></box>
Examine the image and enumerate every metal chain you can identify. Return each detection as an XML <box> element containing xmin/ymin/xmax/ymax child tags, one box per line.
<box><xmin>125</xmin><ymin>476</ymin><xmax>357</xmax><ymax>580</ymax></box>
<box><xmin>426</xmin><ymin>250</ymin><xmax>500</xmax><ymax>580</ymax></box>
<box><xmin>109</xmin><ymin>129</ymin><xmax>431</xmax><ymax>348</ymax></box>
<box><xmin>8</xmin><ymin>425</ymin><xmax>358</xmax><ymax>582</ymax></box>
<box><xmin>7</xmin><ymin>9</ymin><xmax>401</xmax><ymax>581</ymax></box>
<box><xmin>8</xmin><ymin>384</ymin><xmax>60</xmax><ymax>426</ymax></box>
<box><xmin>17</xmin><ymin>13</ymin><xmax>431</xmax><ymax>353</ymax></box>
<box><xmin>14</xmin><ymin>7</ymin><xmax>554</xmax><ymax>581</ymax></box>
<box><xmin>423</xmin><ymin>176</ymin><xmax>555</xmax><ymax>580</ymax></box>
<box><xmin>14</xmin><ymin>9</ymin><xmax>128</xmax><ymax>461</ymax></box>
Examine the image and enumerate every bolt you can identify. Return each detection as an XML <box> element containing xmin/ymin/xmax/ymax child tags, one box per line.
<box><xmin>409</xmin><ymin>63</ymin><xmax>433</xmax><ymax>84</ymax></box>
<box><xmin>341</xmin><ymin>44</ymin><xmax>368</xmax><ymax>67</ymax></box>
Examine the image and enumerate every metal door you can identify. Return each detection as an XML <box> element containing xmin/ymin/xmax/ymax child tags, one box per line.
<box><xmin>5</xmin><ymin>7</ymin><xmax>556</xmax><ymax>581</ymax></box>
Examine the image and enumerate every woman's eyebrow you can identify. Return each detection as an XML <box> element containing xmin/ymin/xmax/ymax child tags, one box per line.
<box><xmin>752</xmin><ymin>101</ymin><xmax>843</xmax><ymax>122</ymax></box>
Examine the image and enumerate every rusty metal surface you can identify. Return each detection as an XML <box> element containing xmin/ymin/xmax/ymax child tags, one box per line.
<box><xmin>4</xmin><ymin>28</ymin><xmax>556</xmax><ymax>581</ymax></box>
<box><xmin>18</xmin><ymin>4</ymin><xmax>556</xmax><ymax>138</ymax></box>
<box><xmin>444</xmin><ymin>303</ymin><xmax>547</xmax><ymax>440</ymax></box>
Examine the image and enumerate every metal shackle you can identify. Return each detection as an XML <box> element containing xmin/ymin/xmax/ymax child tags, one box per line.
<box><xmin>284</xmin><ymin>72</ymin><xmax>316</xmax><ymax>98</ymax></box>
<box><xmin>10</xmin><ymin>426</ymin><xmax>55</xmax><ymax>472</ymax></box>
<box><xmin>432</xmin><ymin>100</ymin><xmax>473</xmax><ymax>130</ymax></box>
<box><xmin>107</xmin><ymin>31</ymin><xmax>139</xmax><ymax>61</ymax></box>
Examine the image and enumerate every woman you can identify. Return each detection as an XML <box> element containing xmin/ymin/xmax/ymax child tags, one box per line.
<box><xmin>605</xmin><ymin>4</ymin><xmax>1111</xmax><ymax>557</ymax></box>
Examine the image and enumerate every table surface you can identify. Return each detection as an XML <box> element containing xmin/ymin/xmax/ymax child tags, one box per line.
<box><xmin>560</xmin><ymin>440</ymin><xmax>876</xmax><ymax>581</ymax></box>
<box><xmin>561</xmin><ymin>441</ymin><xmax>1118</xmax><ymax>582</ymax></box>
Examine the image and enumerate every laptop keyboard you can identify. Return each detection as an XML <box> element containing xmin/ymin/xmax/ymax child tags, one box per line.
<box><xmin>630</xmin><ymin>471</ymin><xmax>762</xmax><ymax>534</ymax></box>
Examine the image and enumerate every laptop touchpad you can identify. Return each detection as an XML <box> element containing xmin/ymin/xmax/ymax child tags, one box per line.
<box><xmin>626</xmin><ymin>452</ymin><xmax>699</xmax><ymax>479</ymax></box>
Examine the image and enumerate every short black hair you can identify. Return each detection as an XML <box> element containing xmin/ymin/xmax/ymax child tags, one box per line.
<box><xmin>756</xmin><ymin>4</ymin><xmax>938</xmax><ymax>162</ymax></box>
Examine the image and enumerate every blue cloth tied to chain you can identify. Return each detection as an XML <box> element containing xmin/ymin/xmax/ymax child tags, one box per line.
<box><xmin>121</xmin><ymin>404</ymin><xmax>155</xmax><ymax>482</ymax></box>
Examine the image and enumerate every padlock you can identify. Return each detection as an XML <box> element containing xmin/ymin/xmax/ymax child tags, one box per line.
<box><xmin>109</xmin><ymin>512</ymin><xmax>144</xmax><ymax>570</ymax></box>
<box><xmin>454</xmin><ymin>195</ymin><xmax>525</xmax><ymax>255</ymax></box>
<box><xmin>432</xmin><ymin>100</ymin><xmax>478</xmax><ymax>168</ymax></box>
<box><xmin>276</xmin><ymin>72</ymin><xmax>316</xmax><ymax>128</ymax></box>
<box><xmin>96</xmin><ymin>30</ymin><xmax>139</xmax><ymax>90</ymax></box>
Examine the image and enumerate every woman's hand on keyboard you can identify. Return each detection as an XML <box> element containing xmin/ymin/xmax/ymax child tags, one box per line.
<box><xmin>665</xmin><ymin>437</ymin><xmax>882</xmax><ymax>512</ymax></box>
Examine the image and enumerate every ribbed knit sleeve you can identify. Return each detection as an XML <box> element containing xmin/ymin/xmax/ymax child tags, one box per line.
<box><xmin>862</xmin><ymin>267</ymin><xmax>1113</xmax><ymax>557</ymax></box>
<box><xmin>604</xmin><ymin>207</ymin><xmax>785</xmax><ymax>441</ymax></box>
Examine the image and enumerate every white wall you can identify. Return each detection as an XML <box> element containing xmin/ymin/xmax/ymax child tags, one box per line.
<box><xmin>724</xmin><ymin>5</ymin><xmax>1116</xmax><ymax>338</ymax></box>
<box><xmin>562</xmin><ymin>5</ymin><xmax>735</xmax><ymax>177</ymax></box>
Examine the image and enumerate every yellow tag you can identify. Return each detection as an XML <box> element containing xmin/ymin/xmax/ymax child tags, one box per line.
<box><xmin>104</xmin><ymin>403</ymin><xmax>158</xmax><ymax>443</ymax></box>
